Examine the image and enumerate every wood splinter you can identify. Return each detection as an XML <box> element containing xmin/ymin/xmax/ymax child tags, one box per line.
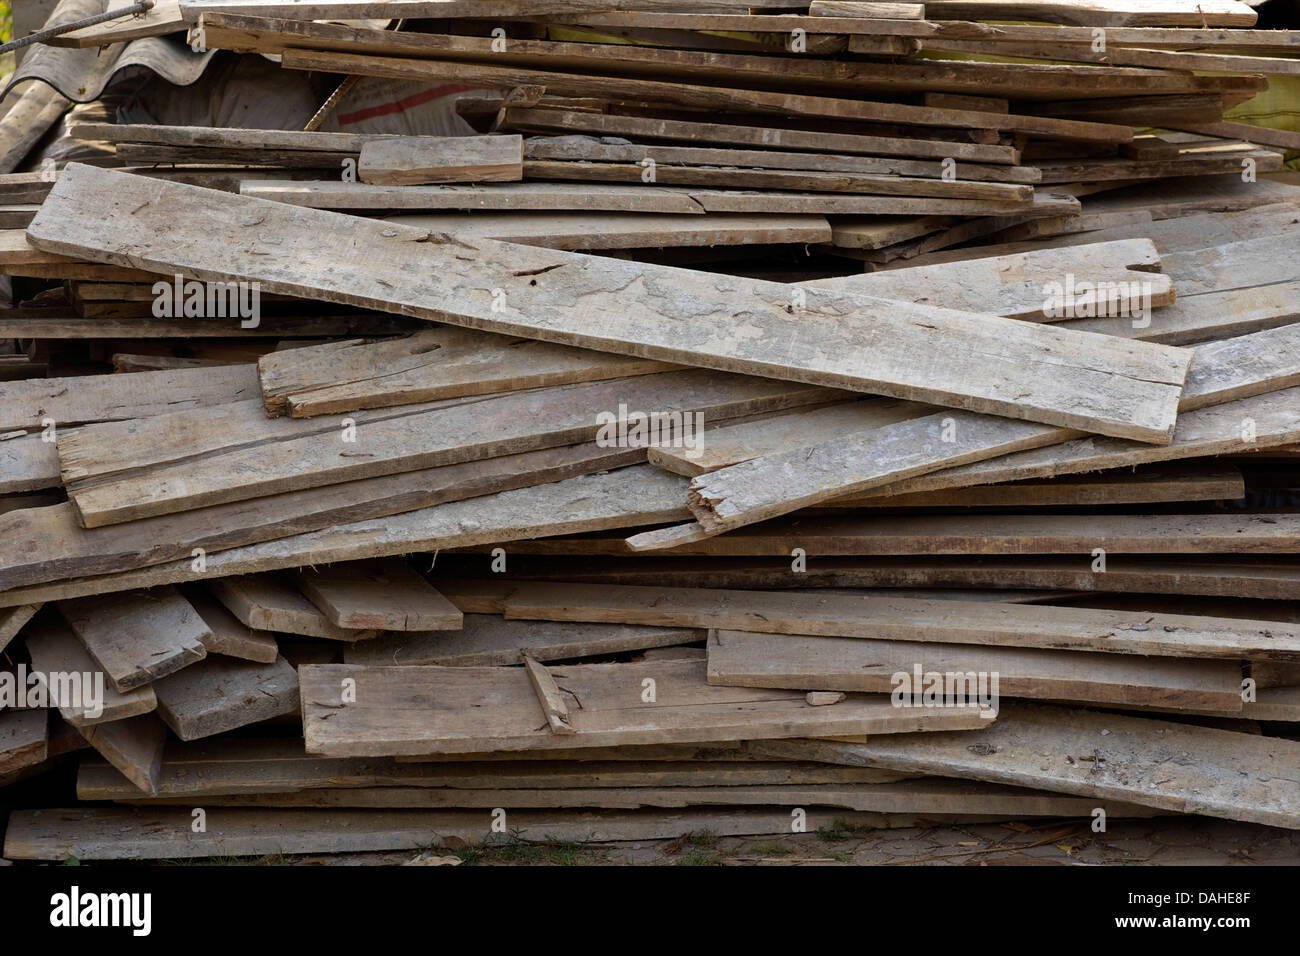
<box><xmin>522</xmin><ymin>653</ymin><xmax>576</xmax><ymax>735</ymax></box>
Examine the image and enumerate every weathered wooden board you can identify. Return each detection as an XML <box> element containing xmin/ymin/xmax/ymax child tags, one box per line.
<box><xmin>522</xmin><ymin>138</ymin><xmax>1039</xmax><ymax>184</ymax></box>
<box><xmin>0</xmin><ymin>602</ymin><xmax>38</xmax><ymax>654</ymax></box>
<box><xmin>0</xmin><ymin>434</ymin><xmax>60</xmax><ymax>494</ymax></box>
<box><xmin>753</xmin><ymin>701</ymin><xmax>1300</xmax><ymax>829</ymax></box>
<box><xmin>490</xmin><ymin>581</ymin><xmax>1300</xmax><ymax>660</ymax></box>
<box><xmin>57</xmin><ymin>587</ymin><xmax>208</xmax><ymax>693</ymax></box>
<box><xmin>0</xmin><ymin>441</ymin><xmax>648</xmax><ymax>591</ymax></box>
<box><xmin>258</xmin><ymin>326</ymin><xmax>676</xmax><ymax>418</ymax></box>
<box><xmin>502</xmin><ymin>106</ymin><xmax>1018</xmax><ymax>163</ymax></box>
<box><xmin>30</xmin><ymin>166</ymin><xmax>1194</xmax><ymax>443</ymax></box>
<box><xmin>23</xmin><ymin>619</ymin><xmax>158</xmax><ymax>725</ymax></box>
<box><xmin>524</xmin><ymin>160</ymin><xmax>1035</xmax><ymax>201</ymax></box>
<box><xmin>299</xmin><ymin>659</ymin><xmax>989</xmax><ymax>756</ymax></box>
<box><xmin>0</xmin><ymin>363</ymin><xmax>260</xmax><ymax>431</ymax></box>
<box><xmin>384</xmin><ymin>210</ymin><xmax>833</xmax><ymax>251</ymax></box>
<box><xmin>707</xmin><ymin>629</ymin><xmax>1243</xmax><ymax>710</ymax></box>
<box><xmin>65</xmin><ymin>370</ymin><xmax>830</xmax><ymax>526</ymax></box>
<box><xmin>295</xmin><ymin>559</ymin><xmax>462</xmax><ymax>631</ymax></box>
<box><xmin>918</xmin><ymin>0</ymin><xmax>1256</xmax><ymax>27</ymax></box>
<box><xmin>76</xmin><ymin>737</ymin><xmax>908</xmax><ymax>800</ymax></box>
<box><xmin>48</xmin><ymin>0</ymin><xmax>185</xmax><ymax>46</ymax></box>
<box><xmin>185</xmin><ymin>587</ymin><xmax>278</xmax><ymax>663</ymax></box>
<box><xmin>359</xmin><ymin>134</ymin><xmax>523</xmax><ymax>186</ymax></box>
<box><xmin>0</xmin><ymin>708</ymin><xmax>48</xmax><ymax>777</ymax></box>
<box><xmin>76</xmin><ymin>714</ymin><xmax>167</xmax><ymax>795</ymax></box>
<box><xmin>209</xmin><ymin>575</ymin><xmax>378</xmax><ymax>642</ymax></box>
<box><xmin>152</xmin><ymin>655</ymin><xmax>300</xmax><ymax>741</ymax></box>
<box><xmin>634</xmin><ymin>513</ymin><xmax>1300</xmax><ymax>557</ymax></box>
<box><xmin>491</xmin><ymin>555</ymin><xmax>1300</xmax><ymax>600</ymax></box>
<box><xmin>240</xmin><ymin>180</ymin><xmax>711</xmax><ymax>212</ymax></box>
<box><xmin>280</xmin><ymin>49</ymin><xmax>1136</xmax><ymax>142</ymax></box>
<box><xmin>0</xmin><ymin>805</ymin><xmax>1017</xmax><ymax>859</ymax></box>
<box><xmin>343</xmin><ymin>615</ymin><xmax>700</xmax><ymax>666</ymax></box>
<box><xmin>0</xmin><ymin>466</ymin><xmax>691</xmax><ymax>607</ymax></box>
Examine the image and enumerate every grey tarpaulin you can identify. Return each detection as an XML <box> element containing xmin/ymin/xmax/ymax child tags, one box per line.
<box><xmin>2</xmin><ymin>0</ymin><xmax>216</xmax><ymax>103</ymax></box>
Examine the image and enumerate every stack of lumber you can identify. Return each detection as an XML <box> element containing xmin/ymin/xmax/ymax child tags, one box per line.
<box><xmin>1</xmin><ymin>0</ymin><xmax>1299</xmax><ymax>863</ymax></box>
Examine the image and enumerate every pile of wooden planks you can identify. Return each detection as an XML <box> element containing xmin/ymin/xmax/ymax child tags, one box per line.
<box><xmin>1</xmin><ymin>0</ymin><xmax>1299</xmax><ymax>863</ymax></box>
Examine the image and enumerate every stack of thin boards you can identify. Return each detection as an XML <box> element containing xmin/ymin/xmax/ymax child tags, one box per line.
<box><xmin>1</xmin><ymin>0</ymin><xmax>1299</xmax><ymax>863</ymax></box>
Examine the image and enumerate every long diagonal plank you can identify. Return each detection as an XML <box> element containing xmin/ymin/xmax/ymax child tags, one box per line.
<box><xmin>0</xmin><ymin>442</ymin><xmax>649</xmax><ymax>591</ymax></box>
<box><xmin>298</xmin><ymin>659</ymin><xmax>989</xmax><ymax>756</ymax></box>
<box><xmin>638</xmin><ymin>324</ymin><xmax>1300</xmax><ymax>540</ymax></box>
<box><xmin>61</xmin><ymin>370</ymin><xmax>828</xmax><ymax>527</ymax></box>
<box><xmin>28</xmin><ymin>165</ymin><xmax>1192</xmax><ymax>443</ymax></box>
<box><xmin>705</xmin><ymin>629</ymin><xmax>1244</xmax><ymax>711</ymax></box>
<box><xmin>0</xmin><ymin>465</ymin><xmax>693</xmax><ymax>607</ymax></box>
<box><xmin>749</xmin><ymin>701</ymin><xmax>1300</xmax><ymax>829</ymax></box>
<box><xmin>479</xmin><ymin>580</ymin><xmax>1300</xmax><ymax>660</ymax></box>
<box><xmin>257</xmin><ymin>325</ymin><xmax>678</xmax><ymax>418</ymax></box>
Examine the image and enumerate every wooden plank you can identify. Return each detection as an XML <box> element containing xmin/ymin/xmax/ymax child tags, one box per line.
<box><xmin>834</xmin><ymin>461</ymin><xmax>1245</xmax><ymax>508</ymax></box>
<box><xmin>522</xmin><ymin>654</ymin><xmax>576</xmax><ymax>735</ymax></box>
<box><xmin>23</xmin><ymin>619</ymin><xmax>158</xmax><ymax>726</ymax></box>
<box><xmin>0</xmin><ymin>709</ymin><xmax>47</xmax><ymax>777</ymax></box>
<box><xmin>209</xmin><ymin>575</ymin><xmax>378</xmax><ymax>642</ymax></box>
<box><xmin>359</xmin><ymin>135</ymin><xmax>522</xmax><ymax>186</ymax></box>
<box><xmin>624</xmin><ymin>513</ymin><xmax>1300</xmax><ymax>557</ymax></box>
<box><xmin>75</xmin><ymin>714</ymin><xmax>167</xmax><ymax>795</ymax></box>
<box><xmin>299</xmin><ymin>659</ymin><xmax>989</xmax><ymax>756</ymax></box>
<box><xmin>487</xmin><ymin>555</ymin><xmax>1300</xmax><ymax>600</ymax></box>
<box><xmin>811</xmin><ymin>1</ymin><xmax>925</xmax><ymax>17</ymax></box>
<box><xmin>503</xmin><ymin>107</ymin><xmax>1019</xmax><ymax>164</ymax></box>
<box><xmin>491</xmin><ymin>581</ymin><xmax>1300</xmax><ymax>660</ymax></box>
<box><xmin>0</xmin><ymin>363</ymin><xmax>259</xmax><ymax>431</ymax></box>
<box><xmin>295</xmin><ymin>559</ymin><xmax>463</xmax><ymax>631</ymax></box>
<box><xmin>342</xmin><ymin>615</ymin><xmax>700</xmax><ymax>667</ymax></box>
<box><xmin>239</xmin><ymin>180</ymin><xmax>709</xmax><ymax>213</ymax></box>
<box><xmin>48</xmin><ymin>0</ymin><xmax>185</xmax><ymax>46</ymax></box>
<box><xmin>917</xmin><ymin>0</ymin><xmax>1256</xmax><ymax>27</ymax></box>
<box><xmin>185</xmin><ymin>587</ymin><xmax>278</xmax><ymax>663</ymax></box>
<box><xmin>523</xmin><ymin>160</ymin><xmax>1036</xmax><ymax>202</ymax></box>
<box><xmin>31</xmin><ymin>166</ymin><xmax>1194</xmax><ymax>444</ymax></box>
<box><xmin>0</xmin><ymin>602</ymin><xmax>39</xmax><ymax>654</ymax></box>
<box><xmin>0</xmin><ymin>806</ymin><xmax>1015</xmax><ymax>860</ymax></box>
<box><xmin>258</xmin><ymin>326</ymin><xmax>676</xmax><ymax>418</ymax></box>
<box><xmin>0</xmin><ymin>314</ymin><xmax>420</xmax><ymax>339</ymax></box>
<box><xmin>76</xmin><ymin>737</ymin><xmax>908</xmax><ymax>799</ymax></box>
<box><xmin>382</xmin><ymin>211</ymin><xmax>833</xmax><ymax>251</ymax></box>
<box><xmin>57</xmin><ymin>587</ymin><xmax>208</xmax><ymax>693</ymax></box>
<box><xmin>683</xmin><ymin>408</ymin><xmax>1074</xmax><ymax>533</ymax></box>
<box><xmin>752</xmin><ymin>701</ymin><xmax>1300</xmax><ymax>829</ymax></box>
<box><xmin>707</xmin><ymin>629</ymin><xmax>1243</xmax><ymax>711</ymax></box>
<box><xmin>72</xmin><ymin>122</ymin><xmax>381</xmax><ymax>152</ymax></box>
<box><xmin>277</xmin><ymin>49</ymin><xmax>1136</xmax><ymax>143</ymax></box>
<box><xmin>522</xmin><ymin>138</ymin><xmax>1040</xmax><ymax>185</ymax></box>
<box><xmin>0</xmin><ymin>468</ymin><xmax>689</xmax><ymax>607</ymax></box>
<box><xmin>201</xmin><ymin>12</ymin><xmax>1249</xmax><ymax>100</ymax></box>
<box><xmin>64</xmin><ymin>370</ymin><xmax>831</xmax><ymax>526</ymax></box>
<box><xmin>0</xmin><ymin>441</ymin><xmax>648</xmax><ymax>592</ymax></box>
<box><xmin>152</xmin><ymin>655</ymin><xmax>299</xmax><ymax>741</ymax></box>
